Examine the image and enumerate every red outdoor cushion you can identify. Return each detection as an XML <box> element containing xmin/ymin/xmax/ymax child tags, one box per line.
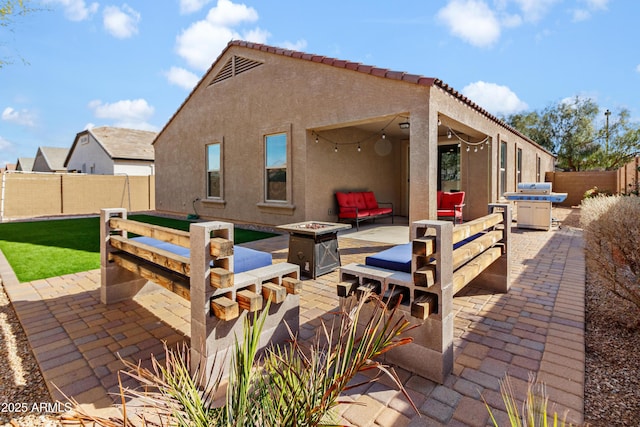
<box><xmin>437</xmin><ymin>209</ymin><xmax>461</xmax><ymax>218</ymax></box>
<box><xmin>352</xmin><ymin>192</ymin><xmax>368</xmax><ymax>210</ymax></box>
<box><xmin>370</xmin><ymin>207</ymin><xmax>392</xmax><ymax>216</ymax></box>
<box><xmin>362</xmin><ymin>191</ymin><xmax>379</xmax><ymax>209</ymax></box>
<box><xmin>339</xmin><ymin>209</ymin><xmax>370</xmax><ymax>219</ymax></box>
<box><xmin>336</xmin><ymin>192</ymin><xmax>356</xmax><ymax>216</ymax></box>
<box><xmin>437</xmin><ymin>191</ymin><xmax>443</xmax><ymax>208</ymax></box>
<box><xmin>440</xmin><ymin>192</ymin><xmax>465</xmax><ymax>210</ymax></box>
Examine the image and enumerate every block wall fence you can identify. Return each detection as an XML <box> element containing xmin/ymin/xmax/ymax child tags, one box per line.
<box><xmin>0</xmin><ymin>172</ymin><xmax>155</xmax><ymax>221</ymax></box>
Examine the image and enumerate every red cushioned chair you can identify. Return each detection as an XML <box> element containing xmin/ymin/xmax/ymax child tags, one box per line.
<box><xmin>437</xmin><ymin>191</ymin><xmax>465</xmax><ymax>224</ymax></box>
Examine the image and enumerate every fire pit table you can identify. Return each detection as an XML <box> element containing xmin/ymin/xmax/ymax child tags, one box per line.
<box><xmin>277</xmin><ymin>221</ymin><xmax>352</xmax><ymax>279</ymax></box>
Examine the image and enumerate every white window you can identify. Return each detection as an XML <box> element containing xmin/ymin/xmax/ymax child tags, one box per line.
<box><xmin>207</xmin><ymin>143</ymin><xmax>222</xmax><ymax>198</ymax></box>
<box><xmin>265</xmin><ymin>133</ymin><xmax>287</xmax><ymax>202</ymax></box>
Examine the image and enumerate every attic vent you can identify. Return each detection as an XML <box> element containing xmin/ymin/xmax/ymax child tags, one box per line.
<box><xmin>210</xmin><ymin>55</ymin><xmax>263</xmax><ymax>85</ymax></box>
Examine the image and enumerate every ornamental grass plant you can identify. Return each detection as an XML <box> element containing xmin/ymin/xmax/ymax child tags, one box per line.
<box><xmin>62</xmin><ymin>292</ymin><xmax>417</xmax><ymax>426</ymax></box>
<box><xmin>485</xmin><ymin>374</ymin><xmax>573</xmax><ymax>427</ymax></box>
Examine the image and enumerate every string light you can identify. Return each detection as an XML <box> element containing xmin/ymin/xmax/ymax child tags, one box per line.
<box><xmin>446</xmin><ymin>127</ymin><xmax>490</xmax><ymax>152</ymax></box>
<box><xmin>312</xmin><ymin>115</ymin><xmax>399</xmax><ymax>154</ymax></box>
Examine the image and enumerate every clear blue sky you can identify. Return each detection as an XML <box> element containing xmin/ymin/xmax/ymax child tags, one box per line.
<box><xmin>1</xmin><ymin>0</ymin><xmax>638</xmax><ymax>168</ymax></box>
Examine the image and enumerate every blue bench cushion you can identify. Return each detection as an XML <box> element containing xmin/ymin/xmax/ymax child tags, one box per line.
<box><xmin>366</xmin><ymin>243</ymin><xmax>412</xmax><ymax>273</ymax></box>
<box><xmin>365</xmin><ymin>233</ymin><xmax>486</xmax><ymax>273</ymax></box>
<box><xmin>129</xmin><ymin>236</ymin><xmax>272</xmax><ymax>274</ymax></box>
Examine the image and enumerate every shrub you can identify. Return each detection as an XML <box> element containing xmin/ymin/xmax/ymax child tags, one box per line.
<box><xmin>581</xmin><ymin>195</ymin><xmax>640</xmax><ymax>311</ymax></box>
<box><xmin>582</xmin><ymin>186</ymin><xmax>612</xmax><ymax>200</ymax></box>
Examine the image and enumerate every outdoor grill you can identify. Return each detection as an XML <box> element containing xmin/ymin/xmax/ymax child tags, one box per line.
<box><xmin>504</xmin><ymin>182</ymin><xmax>567</xmax><ymax>230</ymax></box>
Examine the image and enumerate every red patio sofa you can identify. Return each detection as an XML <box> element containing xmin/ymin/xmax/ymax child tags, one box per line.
<box><xmin>335</xmin><ymin>191</ymin><xmax>394</xmax><ymax>230</ymax></box>
<box><xmin>437</xmin><ymin>190</ymin><xmax>465</xmax><ymax>224</ymax></box>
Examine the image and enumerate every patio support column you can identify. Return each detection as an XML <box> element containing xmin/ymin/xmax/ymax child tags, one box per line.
<box><xmin>408</xmin><ymin>107</ymin><xmax>439</xmax><ymax>224</ymax></box>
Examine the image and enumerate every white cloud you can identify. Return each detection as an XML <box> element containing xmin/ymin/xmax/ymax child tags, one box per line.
<box><xmin>205</xmin><ymin>0</ymin><xmax>258</xmax><ymax>26</ymax></box>
<box><xmin>103</xmin><ymin>4</ymin><xmax>141</xmax><ymax>39</ymax></box>
<box><xmin>278</xmin><ymin>39</ymin><xmax>307</xmax><ymax>51</ymax></box>
<box><xmin>43</xmin><ymin>0</ymin><xmax>99</xmax><ymax>22</ymax></box>
<box><xmin>572</xmin><ymin>0</ymin><xmax>610</xmax><ymax>21</ymax></box>
<box><xmin>512</xmin><ymin>0</ymin><xmax>559</xmax><ymax>22</ymax></box>
<box><xmin>2</xmin><ymin>107</ymin><xmax>36</xmax><ymax>127</ymax></box>
<box><xmin>165</xmin><ymin>66</ymin><xmax>200</xmax><ymax>90</ymax></box>
<box><xmin>176</xmin><ymin>0</ymin><xmax>267</xmax><ymax>71</ymax></box>
<box><xmin>462</xmin><ymin>81</ymin><xmax>529</xmax><ymax>116</ymax></box>
<box><xmin>0</xmin><ymin>136</ymin><xmax>11</xmax><ymax>150</ymax></box>
<box><xmin>636</xmin><ymin>64</ymin><xmax>640</xmax><ymax>73</ymax></box>
<box><xmin>437</xmin><ymin>0</ymin><xmax>501</xmax><ymax>48</ymax></box>
<box><xmin>88</xmin><ymin>99</ymin><xmax>156</xmax><ymax>130</ymax></box>
<box><xmin>180</xmin><ymin>0</ymin><xmax>213</xmax><ymax>14</ymax></box>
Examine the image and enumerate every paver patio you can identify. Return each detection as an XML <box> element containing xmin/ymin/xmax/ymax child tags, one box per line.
<box><xmin>0</xmin><ymin>212</ymin><xmax>585</xmax><ymax>426</ymax></box>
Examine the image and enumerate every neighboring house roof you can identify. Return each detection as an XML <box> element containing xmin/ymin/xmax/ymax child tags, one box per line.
<box><xmin>154</xmin><ymin>40</ymin><xmax>551</xmax><ymax>155</ymax></box>
<box><xmin>16</xmin><ymin>157</ymin><xmax>35</xmax><ymax>171</ymax></box>
<box><xmin>37</xmin><ymin>147</ymin><xmax>69</xmax><ymax>171</ymax></box>
<box><xmin>66</xmin><ymin>127</ymin><xmax>156</xmax><ymax>166</ymax></box>
<box><xmin>1</xmin><ymin>163</ymin><xmax>16</xmax><ymax>173</ymax></box>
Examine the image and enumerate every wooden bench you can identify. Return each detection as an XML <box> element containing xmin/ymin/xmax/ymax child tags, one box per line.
<box><xmin>100</xmin><ymin>208</ymin><xmax>301</xmax><ymax>378</ymax></box>
<box><xmin>337</xmin><ymin>203</ymin><xmax>511</xmax><ymax>383</ymax></box>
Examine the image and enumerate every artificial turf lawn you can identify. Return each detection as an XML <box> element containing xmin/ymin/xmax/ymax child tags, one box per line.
<box><xmin>0</xmin><ymin>215</ymin><xmax>277</xmax><ymax>283</ymax></box>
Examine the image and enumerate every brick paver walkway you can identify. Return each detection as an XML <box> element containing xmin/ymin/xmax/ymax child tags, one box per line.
<box><xmin>0</xmin><ymin>219</ymin><xmax>585</xmax><ymax>426</ymax></box>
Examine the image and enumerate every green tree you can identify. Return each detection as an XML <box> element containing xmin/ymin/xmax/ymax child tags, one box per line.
<box><xmin>504</xmin><ymin>110</ymin><xmax>554</xmax><ymax>153</ymax></box>
<box><xmin>546</xmin><ymin>97</ymin><xmax>600</xmax><ymax>171</ymax></box>
<box><xmin>1</xmin><ymin>0</ymin><xmax>34</xmax><ymax>67</ymax></box>
<box><xmin>592</xmin><ymin>108</ymin><xmax>640</xmax><ymax>170</ymax></box>
<box><xmin>506</xmin><ymin>97</ymin><xmax>640</xmax><ymax>171</ymax></box>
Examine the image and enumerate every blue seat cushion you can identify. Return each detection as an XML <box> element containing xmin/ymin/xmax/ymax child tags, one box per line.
<box><xmin>233</xmin><ymin>245</ymin><xmax>272</xmax><ymax>273</ymax></box>
<box><xmin>130</xmin><ymin>236</ymin><xmax>272</xmax><ymax>274</ymax></box>
<box><xmin>366</xmin><ymin>243</ymin><xmax>412</xmax><ymax>273</ymax></box>
<box><xmin>365</xmin><ymin>233</ymin><xmax>486</xmax><ymax>273</ymax></box>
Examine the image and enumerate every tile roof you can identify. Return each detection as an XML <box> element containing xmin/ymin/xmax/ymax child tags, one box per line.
<box><xmin>89</xmin><ymin>127</ymin><xmax>156</xmax><ymax>161</ymax></box>
<box><xmin>155</xmin><ymin>40</ymin><xmax>548</xmax><ymax>153</ymax></box>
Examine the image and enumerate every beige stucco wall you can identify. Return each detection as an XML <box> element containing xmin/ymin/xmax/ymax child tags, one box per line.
<box><xmin>545</xmin><ymin>170</ymin><xmax>617</xmax><ymax>206</ymax></box>
<box><xmin>0</xmin><ymin>173</ymin><xmax>154</xmax><ymax>221</ymax></box>
<box><xmin>154</xmin><ymin>44</ymin><xmax>555</xmax><ymax>227</ymax></box>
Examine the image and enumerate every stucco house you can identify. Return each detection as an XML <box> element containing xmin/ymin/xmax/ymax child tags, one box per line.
<box><xmin>32</xmin><ymin>147</ymin><xmax>69</xmax><ymax>173</ymax></box>
<box><xmin>65</xmin><ymin>126</ymin><xmax>157</xmax><ymax>176</ymax></box>
<box><xmin>153</xmin><ymin>41</ymin><xmax>555</xmax><ymax>227</ymax></box>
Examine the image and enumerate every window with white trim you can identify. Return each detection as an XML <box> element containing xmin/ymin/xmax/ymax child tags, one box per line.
<box><xmin>207</xmin><ymin>143</ymin><xmax>222</xmax><ymax>198</ymax></box>
<box><xmin>516</xmin><ymin>147</ymin><xmax>522</xmax><ymax>184</ymax></box>
<box><xmin>265</xmin><ymin>133</ymin><xmax>287</xmax><ymax>202</ymax></box>
<box><xmin>500</xmin><ymin>141</ymin><xmax>507</xmax><ymax>196</ymax></box>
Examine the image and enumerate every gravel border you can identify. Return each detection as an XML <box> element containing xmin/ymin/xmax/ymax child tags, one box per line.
<box><xmin>1</xmin><ymin>208</ymin><xmax>639</xmax><ymax>426</ymax></box>
<box><xmin>0</xmin><ymin>278</ymin><xmax>62</xmax><ymax>427</ymax></box>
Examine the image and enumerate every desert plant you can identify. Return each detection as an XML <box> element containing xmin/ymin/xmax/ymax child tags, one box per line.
<box><xmin>485</xmin><ymin>373</ymin><xmax>572</xmax><ymax>427</ymax></box>
<box><xmin>581</xmin><ymin>195</ymin><xmax>640</xmax><ymax>311</ymax></box>
<box><xmin>61</xmin><ymin>291</ymin><xmax>416</xmax><ymax>426</ymax></box>
<box><xmin>582</xmin><ymin>186</ymin><xmax>612</xmax><ymax>200</ymax></box>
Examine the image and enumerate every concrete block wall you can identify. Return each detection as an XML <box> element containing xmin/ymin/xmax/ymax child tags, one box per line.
<box><xmin>99</xmin><ymin>208</ymin><xmax>300</xmax><ymax>381</ymax></box>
